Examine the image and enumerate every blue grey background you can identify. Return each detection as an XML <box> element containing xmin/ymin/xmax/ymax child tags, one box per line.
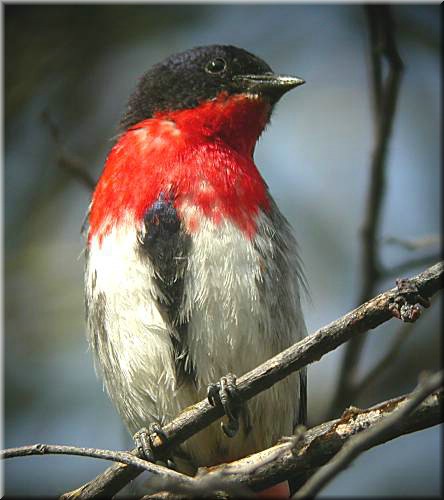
<box><xmin>4</xmin><ymin>4</ymin><xmax>441</xmax><ymax>497</ymax></box>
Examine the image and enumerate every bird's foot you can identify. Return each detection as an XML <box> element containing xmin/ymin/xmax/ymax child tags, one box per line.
<box><xmin>208</xmin><ymin>373</ymin><xmax>242</xmax><ymax>437</ymax></box>
<box><xmin>133</xmin><ymin>422</ymin><xmax>167</xmax><ymax>462</ymax></box>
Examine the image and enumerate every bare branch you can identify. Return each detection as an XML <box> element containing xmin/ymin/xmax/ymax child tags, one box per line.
<box><xmin>150</xmin><ymin>379</ymin><xmax>442</xmax><ymax>497</ymax></box>
<box><xmin>183</xmin><ymin>429</ymin><xmax>306</xmax><ymax>498</ymax></box>
<box><xmin>330</xmin><ymin>5</ymin><xmax>404</xmax><ymax>418</ymax></box>
<box><xmin>382</xmin><ymin>235</ymin><xmax>440</xmax><ymax>252</ymax></box>
<box><xmin>366</xmin><ymin>5</ymin><xmax>383</xmax><ymax>121</ymax></box>
<box><xmin>352</xmin><ymin>294</ymin><xmax>439</xmax><ymax>396</ymax></box>
<box><xmin>5</xmin><ymin>375</ymin><xmax>440</xmax><ymax>500</ymax></box>
<box><xmin>61</xmin><ymin>261</ymin><xmax>443</xmax><ymax>499</ymax></box>
<box><xmin>1</xmin><ymin>443</ymin><xmax>194</xmax><ymax>490</ymax></box>
<box><xmin>41</xmin><ymin>111</ymin><xmax>96</xmax><ymax>191</ymax></box>
<box><xmin>293</xmin><ymin>371</ymin><xmax>443</xmax><ymax>498</ymax></box>
<box><xmin>382</xmin><ymin>253</ymin><xmax>442</xmax><ymax>279</ymax></box>
<box><xmin>379</xmin><ymin>235</ymin><xmax>440</xmax><ymax>277</ymax></box>
<box><xmin>353</xmin><ymin>321</ymin><xmax>416</xmax><ymax>395</ymax></box>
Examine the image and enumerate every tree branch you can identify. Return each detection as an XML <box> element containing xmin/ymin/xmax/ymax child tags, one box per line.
<box><xmin>382</xmin><ymin>234</ymin><xmax>440</xmax><ymax>251</ymax></box>
<box><xmin>351</xmin><ymin>294</ymin><xmax>438</xmax><ymax>397</ymax></box>
<box><xmin>330</xmin><ymin>5</ymin><xmax>404</xmax><ymax>418</ymax></box>
<box><xmin>352</xmin><ymin>320</ymin><xmax>416</xmax><ymax>395</ymax></box>
<box><xmin>42</xmin><ymin>110</ymin><xmax>96</xmax><ymax>191</ymax></box>
<box><xmin>60</xmin><ymin>261</ymin><xmax>443</xmax><ymax>499</ymax></box>
<box><xmin>293</xmin><ymin>370</ymin><xmax>443</xmax><ymax>498</ymax></box>
<box><xmin>4</xmin><ymin>378</ymin><xmax>442</xmax><ymax>499</ymax></box>
<box><xmin>1</xmin><ymin>444</ymin><xmax>194</xmax><ymax>489</ymax></box>
<box><xmin>148</xmin><ymin>376</ymin><xmax>442</xmax><ymax>498</ymax></box>
<box><xmin>382</xmin><ymin>253</ymin><xmax>442</xmax><ymax>279</ymax></box>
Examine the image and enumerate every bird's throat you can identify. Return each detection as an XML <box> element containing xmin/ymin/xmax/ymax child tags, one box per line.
<box><xmin>155</xmin><ymin>92</ymin><xmax>271</xmax><ymax>158</ymax></box>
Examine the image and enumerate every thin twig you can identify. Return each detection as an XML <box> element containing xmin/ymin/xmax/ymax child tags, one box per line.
<box><xmin>382</xmin><ymin>235</ymin><xmax>440</xmax><ymax>251</ymax></box>
<box><xmin>382</xmin><ymin>253</ymin><xmax>442</xmax><ymax>279</ymax></box>
<box><xmin>0</xmin><ymin>443</ymin><xmax>194</xmax><ymax>488</ymax></box>
<box><xmin>353</xmin><ymin>321</ymin><xmax>416</xmax><ymax>395</ymax></box>
<box><xmin>139</xmin><ymin>433</ymin><xmax>303</xmax><ymax>499</ymax></box>
<box><xmin>366</xmin><ymin>5</ymin><xmax>383</xmax><ymax>122</ymax></box>
<box><xmin>41</xmin><ymin>110</ymin><xmax>96</xmax><ymax>191</ymax></box>
<box><xmin>60</xmin><ymin>261</ymin><xmax>443</xmax><ymax>499</ymax></box>
<box><xmin>352</xmin><ymin>295</ymin><xmax>437</xmax><ymax>396</ymax></box>
<box><xmin>330</xmin><ymin>5</ymin><xmax>404</xmax><ymax>419</ymax></box>
<box><xmin>293</xmin><ymin>370</ymin><xmax>443</xmax><ymax>498</ymax></box>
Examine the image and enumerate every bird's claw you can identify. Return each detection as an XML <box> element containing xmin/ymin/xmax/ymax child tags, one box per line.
<box><xmin>389</xmin><ymin>278</ymin><xmax>431</xmax><ymax>323</ymax></box>
<box><xmin>133</xmin><ymin>422</ymin><xmax>167</xmax><ymax>462</ymax></box>
<box><xmin>208</xmin><ymin>373</ymin><xmax>242</xmax><ymax>438</ymax></box>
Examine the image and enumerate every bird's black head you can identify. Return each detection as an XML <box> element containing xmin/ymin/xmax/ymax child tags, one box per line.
<box><xmin>120</xmin><ymin>45</ymin><xmax>304</xmax><ymax>130</ymax></box>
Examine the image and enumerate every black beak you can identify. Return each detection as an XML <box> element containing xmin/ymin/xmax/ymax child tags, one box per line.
<box><xmin>233</xmin><ymin>73</ymin><xmax>305</xmax><ymax>100</ymax></box>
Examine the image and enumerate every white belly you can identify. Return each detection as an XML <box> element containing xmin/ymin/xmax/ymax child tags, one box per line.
<box><xmin>85</xmin><ymin>208</ymin><xmax>306</xmax><ymax>468</ymax></box>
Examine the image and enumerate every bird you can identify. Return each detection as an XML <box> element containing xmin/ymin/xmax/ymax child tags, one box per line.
<box><xmin>84</xmin><ymin>44</ymin><xmax>307</xmax><ymax>497</ymax></box>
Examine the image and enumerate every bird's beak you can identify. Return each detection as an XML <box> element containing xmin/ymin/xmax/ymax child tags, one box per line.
<box><xmin>233</xmin><ymin>73</ymin><xmax>305</xmax><ymax>100</ymax></box>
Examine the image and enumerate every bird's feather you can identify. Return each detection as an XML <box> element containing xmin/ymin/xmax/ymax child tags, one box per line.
<box><xmin>137</xmin><ymin>192</ymin><xmax>193</xmax><ymax>384</ymax></box>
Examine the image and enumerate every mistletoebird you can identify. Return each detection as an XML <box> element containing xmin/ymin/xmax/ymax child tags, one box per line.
<box><xmin>85</xmin><ymin>45</ymin><xmax>307</xmax><ymax>496</ymax></box>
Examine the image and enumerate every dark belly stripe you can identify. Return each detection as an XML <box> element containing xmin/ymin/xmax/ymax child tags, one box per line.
<box><xmin>137</xmin><ymin>193</ymin><xmax>194</xmax><ymax>384</ymax></box>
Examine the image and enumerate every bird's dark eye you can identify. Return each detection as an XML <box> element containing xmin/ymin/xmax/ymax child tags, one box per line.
<box><xmin>205</xmin><ymin>58</ymin><xmax>227</xmax><ymax>75</ymax></box>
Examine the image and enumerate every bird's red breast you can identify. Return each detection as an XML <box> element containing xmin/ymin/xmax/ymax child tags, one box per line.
<box><xmin>88</xmin><ymin>92</ymin><xmax>271</xmax><ymax>244</ymax></box>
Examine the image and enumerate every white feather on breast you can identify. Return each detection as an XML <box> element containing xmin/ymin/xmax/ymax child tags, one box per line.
<box><xmin>85</xmin><ymin>206</ymin><xmax>306</xmax><ymax>468</ymax></box>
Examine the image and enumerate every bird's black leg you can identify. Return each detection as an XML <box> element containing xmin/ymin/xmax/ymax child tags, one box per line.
<box><xmin>133</xmin><ymin>422</ymin><xmax>167</xmax><ymax>462</ymax></box>
<box><xmin>208</xmin><ymin>373</ymin><xmax>243</xmax><ymax>437</ymax></box>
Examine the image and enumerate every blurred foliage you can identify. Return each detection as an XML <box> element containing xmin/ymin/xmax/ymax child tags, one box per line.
<box><xmin>5</xmin><ymin>5</ymin><xmax>206</xmax><ymax>121</ymax></box>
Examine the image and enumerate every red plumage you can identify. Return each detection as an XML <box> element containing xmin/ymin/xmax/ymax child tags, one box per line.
<box><xmin>89</xmin><ymin>93</ymin><xmax>271</xmax><ymax>244</ymax></box>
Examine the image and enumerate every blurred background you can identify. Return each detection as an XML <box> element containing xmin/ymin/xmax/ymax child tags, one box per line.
<box><xmin>3</xmin><ymin>4</ymin><xmax>441</xmax><ymax>497</ymax></box>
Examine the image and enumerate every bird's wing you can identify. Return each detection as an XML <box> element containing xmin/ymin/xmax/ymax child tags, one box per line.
<box><xmin>137</xmin><ymin>192</ymin><xmax>194</xmax><ymax>384</ymax></box>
